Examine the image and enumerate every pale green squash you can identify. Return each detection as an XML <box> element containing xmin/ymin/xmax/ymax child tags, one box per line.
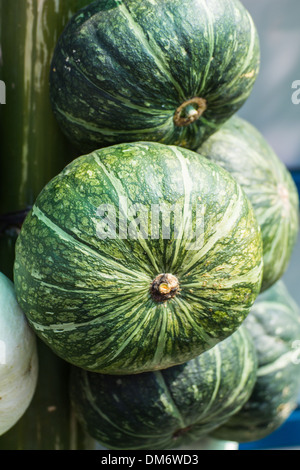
<box><xmin>0</xmin><ymin>273</ymin><xmax>38</xmax><ymax>436</ymax></box>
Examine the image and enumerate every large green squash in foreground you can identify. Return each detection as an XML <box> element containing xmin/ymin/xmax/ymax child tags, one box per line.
<box><xmin>70</xmin><ymin>326</ymin><xmax>257</xmax><ymax>450</ymax></box>
<box><xmin>197</xmin><ymin>116</ymin><xmax>299</xmax><ymax>292</ymax></box>
<box><xmin>14</xmin><ymin>142</ymin><xmax>263</xmax><ymax>375</ymax></box>
<box><xmin>212</xmin><ymin>281</ymin><xmax>300</xmax><ymax>443</ymax></box>
<box><xmin>49</xmin><ymin>0</ymin><xmax>260</xmax><ymax>153</ymax></box>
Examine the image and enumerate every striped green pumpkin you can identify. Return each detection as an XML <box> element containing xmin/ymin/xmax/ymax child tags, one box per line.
<box><xmin>212</xmin><ymin>280</ymin><xmax>300</xmax><ymax>443</ymax></box>
<box><xmin>14</xmin><ymin>142</ymin><xmax>263</xmax><ymax>375</ymax></box>
<box><xmin>49</xmin><ymin>0</ymin><xmax>260</xmax><ymax>153</ymax></box>
<box><xmin>197</xmin><ymin>115</ymin><xmax>299</xmax><ymax>292</ymax></box>
<box><xmin>70</xmin><ymin>325</ymin><xmax>257</xmax><ymax>450</ymax></box>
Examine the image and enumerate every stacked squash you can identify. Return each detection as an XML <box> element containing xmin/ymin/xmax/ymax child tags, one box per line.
<box><xmin>2</xmin><ymin>0</ymin><xmax>300</xmax><ymax>449</ymax></box>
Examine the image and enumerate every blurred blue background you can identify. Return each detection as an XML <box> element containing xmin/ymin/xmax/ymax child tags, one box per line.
<box><xmin>240</xmin><ymin>0</ymin><xmax>300</xmax><ymax>170</ymax></box>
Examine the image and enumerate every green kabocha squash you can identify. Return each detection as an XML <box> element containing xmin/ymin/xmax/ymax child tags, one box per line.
<box><xmin>49</xmin><ymin>0</ymin><xmax>260</xmax><ymax>153</ymax></box>
<box><xmin>70</xmin><ymin>326</ymin><xmax>257</xmax><ymax>450</ymax></box>
<box><xmin>197</xmin><ymin>115</ymin><xmax>299</xmax><ymax>292</ymax></box>
<box><xmin>212</xmin><ymin>280</ymin><xmax>300</xmax><ymax>443</ymax></box>
<box><xmin>0</xmin><ymin>273</ymin><xmax>38</xmax><ymax>436</ymax></box>
<box><xmin>14</xmin><ymin>142</ymin><xmax>263</xmax><ymax>375</ymax></box>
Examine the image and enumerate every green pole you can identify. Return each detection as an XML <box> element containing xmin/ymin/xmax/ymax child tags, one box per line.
<box><xmin>0</xmin><ymin>0</ymin><xmax>94</xmax><ymax>450</ymax></box>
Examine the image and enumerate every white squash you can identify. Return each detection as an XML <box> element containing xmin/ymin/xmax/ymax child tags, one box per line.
<box><xmin>0</xmin><ymin>272</ymin><xmax>38</xmax><ymax>436</ymax></box>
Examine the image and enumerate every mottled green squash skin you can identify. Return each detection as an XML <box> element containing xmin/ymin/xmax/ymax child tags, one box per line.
<box><xmin>197</xmin><ymin>115</ymin><xmax>299</xmax><ymax>292</ymax></box>
<box><xmin>14</xmin><ymin>142</ymin><xmax>263</xmax><ymax>375</ymax></box>
<box><xmin>49</xmin><ymin>0</ymin><xmax>260</xmax><ymax>153</ymax></box>
<box><xmin>212</xmin><ymin>281</ymin><xmax>300</xmax><ymax>443</ymax></box>
<box><xmin>70</xmin><ymin>326</ymin><xmax>257</xmax><ymax>450</ymax></box>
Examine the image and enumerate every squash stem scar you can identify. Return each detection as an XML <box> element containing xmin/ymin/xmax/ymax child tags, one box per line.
<box><xmin>150</xmin><ymin>273</ymin><xmax>180</xmax><ymax>302</ymax></box>
<box><xmin>173</xmin><ymin>97</ymin><xmax>207</xmax><ymax>127</ymax></box>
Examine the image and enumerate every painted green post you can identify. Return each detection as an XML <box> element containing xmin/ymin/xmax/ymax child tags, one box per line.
<box><xmin>0</xmin><ymin>0</ymin><xmax>94</xmax><ymax>449</ymax></box>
